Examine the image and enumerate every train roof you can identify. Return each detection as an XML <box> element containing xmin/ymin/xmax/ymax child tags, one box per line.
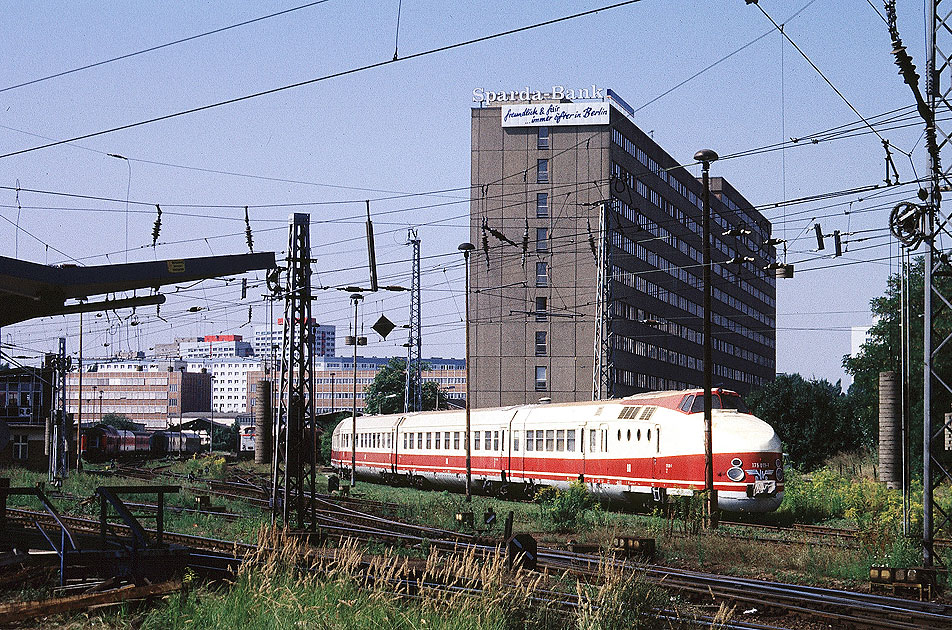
<box><xmin>335</xmin><ymin>389</ymin><xmax>745</xmax><ymax>429</ymax></box>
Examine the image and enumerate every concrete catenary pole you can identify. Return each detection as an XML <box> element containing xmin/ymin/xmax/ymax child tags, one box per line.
<box><xmin>878</xmin><ymin>372</ymin><xmax>901</xmax><ymax>490</ymax></box>
<box><xmin>255</xmin><ymin>379</ymin><xmax>272</xmax><ymax>465</ymax></box>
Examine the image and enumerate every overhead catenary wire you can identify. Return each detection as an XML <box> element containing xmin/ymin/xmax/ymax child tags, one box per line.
<box><xmin>0</xmin><ymin>0</ymin><xmax>646</xmax><ymax>161</ymax></box>
<box><xmin>0</xmin><ymin>0</ymin><xmax>336</xmax><ymax>95</ymax></box>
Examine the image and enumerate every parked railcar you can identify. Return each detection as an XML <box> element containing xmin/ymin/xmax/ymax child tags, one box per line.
<box><xmin>330</xmin><ymin>389</ymin><xmax>783</xmax><ymax>513</ymax></box>
<box><xmin>80</xmin><ymin>424</ymin><xmax>152</xmax><ymax>461</ymax></box>
<box><xmin>149</xmin><ymin>430</ymin><xmax>203</xmax><ymax>456</ymax></box>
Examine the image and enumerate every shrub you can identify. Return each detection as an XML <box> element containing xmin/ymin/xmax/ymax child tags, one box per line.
<box><xmin>539</xmin><ymin>481</ymin><xmax>598</xmax><ymax>531</ymax></box>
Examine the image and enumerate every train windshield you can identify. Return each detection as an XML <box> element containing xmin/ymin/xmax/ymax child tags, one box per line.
<box><xmin>688</xmin><ymin>392</ymin><xmax>749</xmax><ymax>414</ymax></box>
<box><xmin>720</xmin><ymin>393</ymin><xmax>750</xmax><ymax>413</ymax></box>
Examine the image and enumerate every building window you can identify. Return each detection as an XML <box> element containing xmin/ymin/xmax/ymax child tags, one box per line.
<box><xmin>536</xmin><ymin>227</ymin><xmax>548</xmax><ymax>252</ymax></box>
<box><xmin>537</xmin><ymin>159</ymin><xmax>548</xmax><ymax>183</ymax></box>
<box><xmin>13</xmin><ymin>434</ymin><xmax>27</xmax><ymax>460</ymax></box>
<box><xmin>535</xmin><ymin>366</ymin><xmax>547</xmax><ymax>391</ymax></box>
<box><xmin>536</xmin><ymin>193</ymin><xmax>548</xmax><ymax>218</ymax></box>
<box><xmin>537</xmin><ymin>126</ymin><xmax>549</xmax><ymax>149</ymax></box>
<box><xmin>535</xmin><ymin>331</ymin><xmax>547</xmax><ymax>356</ymax></box>
<box><xmin>535</xmin><ymin>262</ymin><xmax>548</xmax><ymax>287</ymax></box>
<box><xmin>535</xmin><ymin>297</ymin><xmax>547</xmax><ymax>322</ymax></box>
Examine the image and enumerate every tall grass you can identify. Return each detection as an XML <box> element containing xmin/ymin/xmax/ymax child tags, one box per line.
<box><xmin>141</xmin><ymin>528</ymin><xmax>713</xmax><ymax>630</ymax></box>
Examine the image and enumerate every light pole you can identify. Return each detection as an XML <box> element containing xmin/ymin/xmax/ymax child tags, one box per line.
<box><xmin>349</xmin><ymin>293</ymin><xmax>364</xmax><ymax>486</ymax></box>
<box><xmin>209</xmin><ymin>376</ymin><xmax>215</xmax><ymax>454</ymax></box>
<box><xmin>694</xmin><ymin>148</ymin><xmax>719</xmax><ymax>529</ymax></box>
<box><xmin>107</xmin><ymin>153</ymin><xmax>131</xmax><ymax>263</ymax></box>
<box><xmin>458</xmin><ymin>242</ymin><xmax>475</xmax><ymax>502</ymax></box>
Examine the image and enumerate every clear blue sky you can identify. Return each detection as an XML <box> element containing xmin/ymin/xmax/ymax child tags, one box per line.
<box><xmin>0</xmin><ymin>0</ymin><xmax>929</xmax><ymax>387</ymax></box>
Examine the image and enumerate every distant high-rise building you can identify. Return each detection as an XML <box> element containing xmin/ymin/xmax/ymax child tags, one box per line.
<box><xmin>179</xmin><ymin>334</ymin><xmax>254</xmax><ymax>359</ymax></box>
<box><xmin>469</xmin><ymin>88</ymin><xmax>776</xmax><ymax>406</ymax></box>
<box><xmin>253</xmin><ymin>321</ymin><xmax>335</xmax><ymax>363</ymax></box>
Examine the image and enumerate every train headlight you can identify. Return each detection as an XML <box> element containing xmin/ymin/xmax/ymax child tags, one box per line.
<box><xmin>775</xmin><ymin>458</ymin><xmax>785</xmax><ymax>482</ymax></box>
<box><xmin>731</xmin><ymin>458</ymin><xmax>743</xmax><ymax>468</ymax></box>
<box><xmin>726</xmin><ymin>467</ymin><xmax>745</xmax><ymax>482</ymax></box>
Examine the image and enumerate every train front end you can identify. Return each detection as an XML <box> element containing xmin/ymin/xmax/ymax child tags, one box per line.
<box><xmin>714</xmin><ymin>410</ymin><xmax>784</xmax><ymax>513</ymax></box>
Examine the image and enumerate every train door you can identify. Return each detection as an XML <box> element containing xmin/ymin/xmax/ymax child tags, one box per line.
<box><xmin>650</xmin><ymin>423</ymin><xmax>663</xmax><ymax>480</ymax></box>
<box><xmin>393</xmin><ymin>417</ymin><xmax>406</xmax><ymax>475</ymax></box>
<box><xmin>512</xmin><ymin>410</ymin><xmax>527</xmax><ymax>484</ymax></box>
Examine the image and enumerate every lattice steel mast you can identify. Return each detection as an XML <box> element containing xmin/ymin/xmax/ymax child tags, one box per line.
<box><xmin>271</xmin><ymin>213</ymin><xmax>317</xmax><ymax>529</ymax></box>
<box><xmin>592</xmin><ymin>200</ymin><xmax>614</xmax><ymax>400</ymax></box>
<box><xmin>405</xmin><ymin>229</ymin><xmax>422</xmax><ymax>412</ymax></box>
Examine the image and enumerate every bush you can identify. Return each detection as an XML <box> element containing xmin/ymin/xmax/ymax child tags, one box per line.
<box><xmin>537</xmin><ymin>481</ymin><xmax>598</xmax><ymax>531</ymax></box>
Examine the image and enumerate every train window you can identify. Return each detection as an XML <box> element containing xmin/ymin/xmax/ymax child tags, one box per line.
<box><xmin>556</xmin><ymin>429</ymin><xmax>564</xmax><ymax>451</ymax></box>
<box><xmin>617</xmin><ymin>429</ymin><xmax>621</xmax><ymax>441</ymax></box>
<box><xmin>526</xmin><ymin>430</ymin><xmax>534</xmax><ymax>451</ymax></box>
<box><xmin>426</xmin><ymin>433</ymin><xmax>432</xmax><ymax>449</ymax></box>
<box><xmin>690</xmin><ymin>395</ymin><xmax>722</xmax><ymax>413</ymax></box>
<box><xmin>474</xmin><ymin>431</ymin><xmax>480</xmax><ymax>450</ymax></box>
<box><xmin>453</xmin><ymin>432</ymin><xmax>460</xmax><ymax>450</ymax></box>
<box><xmin>485</xmin><ymin>432</ymin><xmax>492</xmax><ymax>451</ymax></box>
<box><xmin>403</xmin><ymin>434</ymin><xmax>408</xmax><ymax>449</ymax></box>
<box><xmin>589</xmin><ymin>429</ymin><xmax>596</xmax><ymax>452</ymax></box>
<box><xmin>493</xmin><ymin>431</ymin><xmax>499</xmax><ymax>451</ymax></box>
<box><xmin>647</xmin><ymin>429</ymin><xmax>652</xmax><ymax>442</ymax></box>
<box><xmin>409</xmin><ymin>433</ymin><xmax>415</xmax><ymax>449</ymax></box>
<box><xmin>627</xmin><ymin>429</ymin><xmax>631</xmax><ymax>441</ymax></box>
<box><xmin>567</xmin><ymin>429</ymin><xmax>576</xmax><ymax>452</ymax></box>
<box><xmin>637</xmin><ymin>429</ymin><xmax>641</xmax><ymax>441</ymax></box>
<box><xmin>545</xmin><ymin>430</ymin><xmax>555</xmax><ymax>451</ymax></box>
<box><xmin>388</xmin><ymin>434</ymin><xmax>392</xmax><ymax>449</ymax></box>
<box><xmin>444</xmin><ymin>432</ymin><xmax>451</xmax><ymax>449</ymax></box>
<box><xmin>721</xmin><ymin>393</ymin><xmax>750</xmax><ymax>413</ymax></box>
<box><xmin>418</xmin><ymin>432</ymin><xmax>423</xmax><ymax>449</ymax></box>
<box><xmin>536</xmin><ymin>431</ymin><xmax>544</xmax><ymax>451</ymax></box>
<box><xmin>601</xmin><ymin>429</ymin><xmax>608</xmax><ymax>452</ymax></box>
<box><xmin>513</xmin><ymin>430</ymin><xmax>520</xmax><ymax>451</ymax></box>
<box><xmin>679</xmin><ymin>395</ymin><xmax>694</xmax><ymax>412</ymax></box>
<box><xmin>434</xmin><ymin>432</ymin><xmax>440</xmax><ymax>450</ymax></box>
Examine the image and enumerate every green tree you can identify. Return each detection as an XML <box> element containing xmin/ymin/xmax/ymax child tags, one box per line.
<box><xmin>746</xmin><ymin>374</ymin><xmax>861</xmax><ymax>470</ymax></box>
<box><xmin>363</xmin><ymin>357</ymin><xmax>449</xmax><ymax>415</ymax></box>
<box><xmin>842</xmin><ymin>257</ymin><xmax>952</xmax><ymax>471</ymax></box>
<box><xmin>99</xmin><ymin>413</ymin><xmax>140</xmax><ymax>431</ymax></box>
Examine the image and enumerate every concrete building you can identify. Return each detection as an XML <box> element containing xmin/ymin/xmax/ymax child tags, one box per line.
<box><xmin>469</xmin><ymin>89</ymin><xmax>776</xmax><ymax>407</ymax></box>
<box><xmin>179</xmin><ymin>335</ymin><xmax>253</xmax><ymax>359</ymax></box>
<box><xmin>65</xmin><ymin>360</ymin><xmax>211</xmax><ymax>431</ymax></box>
<box><xmin>185</xmin><ymin>357</ymin><xmax>264</xmax><ymax>414</ymax></box>
<box><xmin>253</xmin><ymin>321</ymin><xmax>336</xmax><ymax>363</ymax></box>
<box><xmin>0</xmin><ymin>365</ymin><xmax>55</xmax><ymax>470</ymax></box>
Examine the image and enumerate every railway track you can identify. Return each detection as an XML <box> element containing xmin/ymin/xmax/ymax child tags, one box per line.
<box><xmin>7</xmin><ymin>495</ymin><xmax>952</xmax><ymax>629</ymax></box>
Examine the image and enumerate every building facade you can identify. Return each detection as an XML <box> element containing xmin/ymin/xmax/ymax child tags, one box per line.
<box><xmin>65</xmin><ymin>361</ymin><xmax>211</xmax><ymax>431</ymax></box>
<box><xmin>253</xmin><ymin>321</ymin><xmax>336</xmax><ymax>362</ymax></box>
<box><xmin>469</xmin><ymin>91</ymin><xmax>776</xmax><ymax>407</ymax></box>
<box><xmin>0</xmin><ymin>365</ymin><xmax>55</xmax><ymax>470</ymax></box>
<box><xmin>179</xmin><ymin>335</ymin><xmax>254</xmax><ymax>359</ymax></box>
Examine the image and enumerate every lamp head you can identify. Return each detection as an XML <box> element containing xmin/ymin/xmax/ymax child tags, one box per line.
<box><xmin>694</xmin><ymin>149</ymin><xmax>719</xmax><ymax>165</ymax></box>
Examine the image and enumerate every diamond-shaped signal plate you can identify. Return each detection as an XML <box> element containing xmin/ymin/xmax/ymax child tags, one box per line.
<box><xmin>372</xmin><ymin>315</ymin><xmax>396</xmax><ymax>340</ymax></box>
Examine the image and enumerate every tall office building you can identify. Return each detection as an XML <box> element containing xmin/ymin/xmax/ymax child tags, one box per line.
<box><xmin>469</xmin><ymin>88</ymin><xmax>776</xmax><ymax>407</ymax></box>
<box><xmin>253</xmin><ymin>321</ymin><xmax>335</xmax><ymax>363</ymax></box>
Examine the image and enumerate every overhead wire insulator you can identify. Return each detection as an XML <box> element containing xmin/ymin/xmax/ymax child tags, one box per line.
<box><xmin>244</xmin><ymin>206</ymin><xmax>254</xmax><ymax>253</ymax></box>
<box><xmin>481</xmin><ymin>218</ymin><xmax>490</xmax><ymax>269</ymax></box>
<box><xmin>521</xmin><ymin>219</ymin><xmax>529</xmax><ymax>268</ymax></box>
<box><xmin>151</xmin><ymin>204</ymin><xmax>162</xmax><ymax>247</ymax></box>
<box><xmin>587</xmin><ymin>218</ymin><xmax>597</xmax><ymax>260</ymax></box>
<box><xmin>814</xmin><ymin>223</ymin><xmax>825</xmax><ymax>250</ymax></box>
<box><xmin>833</xmin><ymin>231</ymin><xmax>842</xmax><ymax>257</ymax></box>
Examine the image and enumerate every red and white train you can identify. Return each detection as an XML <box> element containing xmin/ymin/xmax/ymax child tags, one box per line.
<box><xmin>331</xmin><ymin>388</ymin><xmax>783</xmax><ymax>513</ymax></box>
